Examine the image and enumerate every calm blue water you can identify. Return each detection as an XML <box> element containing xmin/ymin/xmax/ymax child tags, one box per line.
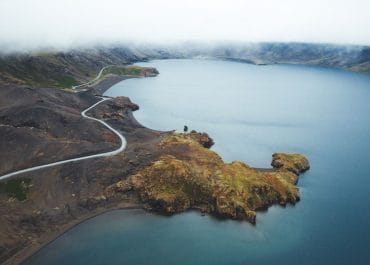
<box><xmin>25</xmin><ymin>60</ymin><xmax>370</xmax><ymax>265</ymax></box>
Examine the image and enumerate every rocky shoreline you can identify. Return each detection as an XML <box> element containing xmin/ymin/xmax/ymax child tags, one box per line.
<box><xmin>107</xmin><ymin>132</ymin><xmax>309</xmax><ymax>224</ymax></box>
<box><xmin>0</xmin><ymin>73</ymin><xmax>167</xmax><ymax>264</ymax></box>
<box><xmin>0</xmin><ymin>72</ymin><xmax>309</xmax><ymax>265</ymax></box>
<box><xmin>7</xmin><ymin>203</ymin><xmax>142</xmax><ymax>265</ymax></box>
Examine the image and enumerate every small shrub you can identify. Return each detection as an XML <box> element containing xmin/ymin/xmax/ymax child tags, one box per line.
<box><xmin>0</xmin><ymin>178</ymin><xmax>32</xmax><ymax>201</ymax></box>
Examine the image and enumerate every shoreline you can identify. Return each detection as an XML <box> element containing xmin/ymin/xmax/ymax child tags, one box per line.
<box><xmin>3</xmin><ymin>74</ymin><xmax>151</xmax><ymax>265</ymax></box>
<box><xmin>90</xmin><ymin>74</ymin><xmax>139</xmax><ymax>95</ymax></box>
<box><xmin>10</xmin><ymin>203</ymin><xmax>143</xmax><ymax>265</ymax></box>
<box><xmin>3</xmin><ymin>68</ymin><xmax>303</xmax><ymax>264</ymax></box>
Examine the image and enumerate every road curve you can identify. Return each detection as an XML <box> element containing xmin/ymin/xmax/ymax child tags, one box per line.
<box><xmin>0</xmin><ymin>97</ymin><xmax>127</xmax><ymax>182</ymax></box>
<box><xmin>72</xmin><ymin>65</ymin><xmax>113</xmax><ymax>89</ymax></box>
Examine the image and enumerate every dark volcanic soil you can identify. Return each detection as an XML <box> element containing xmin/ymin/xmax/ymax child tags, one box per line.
<box><xmin>0</xmin><ymin>80</ymin><xmax>169</xmax><ymax>265</ymax></box>
<box><xmin>0</xmin><ymin>85</ymin><xmax>121</xmax><ymax>175</ymax></box>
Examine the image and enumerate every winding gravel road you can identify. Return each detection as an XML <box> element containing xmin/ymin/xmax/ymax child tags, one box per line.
<box><xmin>72</xmin><ymin>65</ymin><xmax>113</xmax><ymax>89</ymax></box>
<box><xmin>0</xmin><ymin>69</ymin><xmax>126</xmax><ymax>181</ymax></box>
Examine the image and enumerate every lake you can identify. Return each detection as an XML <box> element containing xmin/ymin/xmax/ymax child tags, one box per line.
<box><xmin>24</xmin><ymin>59</ymin><xmax>370</xmax><ymax>265</ymax></box>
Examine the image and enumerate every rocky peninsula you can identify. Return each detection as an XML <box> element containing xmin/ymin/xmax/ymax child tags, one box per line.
<box><xmin>107</xmin><ymin>132</ymin><xmax>309</xmax><ymax>224</ymax></box>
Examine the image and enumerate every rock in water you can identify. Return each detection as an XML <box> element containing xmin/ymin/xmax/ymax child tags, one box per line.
<box><xmin>271</xmin><ymin>153</ymin><xmax>310</xmax><ymax>175</ymax></box>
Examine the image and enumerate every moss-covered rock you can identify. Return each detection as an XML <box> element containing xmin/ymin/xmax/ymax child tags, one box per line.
<box><xmin>108</xmin><ymin>133</ymin><xmax>309</xmax><ymax>224</ymax></box>
<box><xmin>271</xmin><ymin>153</ymin><xmax>310</xmax><ymax>175</ymax></box>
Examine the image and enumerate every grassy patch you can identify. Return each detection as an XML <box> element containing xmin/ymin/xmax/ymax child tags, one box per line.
<box><xmin>24</xmin><ymin>73</ymin><xmax>78</xmax><ymax>88</ymax></box>
<box><xmin>102</xmin><ymin>65</ymin><xmax>157</xmax><ymax>77</ymax></box>
<box><xmin>0</xmin><ymin>178</ymin><xmax>32</xmax><ymax>201</ymax></box>
<box><xmin>48</xmin><ymin>73</ymin><xmax>78</xmax><ymax>88</ymax></box>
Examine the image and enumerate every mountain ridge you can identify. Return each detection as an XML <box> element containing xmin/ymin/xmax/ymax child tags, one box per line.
<box><xmin>1</xmin><ymin>42</ymin><xmax>369</xmax><ymax>89</ymax></box>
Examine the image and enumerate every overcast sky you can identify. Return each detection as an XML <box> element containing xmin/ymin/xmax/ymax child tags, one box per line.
<box><xmin>0</xmin><ymin>0</ymin><xmax>369</xmax><ymax>52</ymax></box>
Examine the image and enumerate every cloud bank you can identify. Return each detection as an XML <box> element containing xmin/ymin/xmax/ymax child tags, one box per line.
<box><xmin>0</xmin><ymin>0</ymin><xmax>369</xmax><ymax>52</ymax></box>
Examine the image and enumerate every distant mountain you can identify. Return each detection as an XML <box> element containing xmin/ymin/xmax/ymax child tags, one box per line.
<box><xmin>155</xmin><ymin>42</ymin><xmax>370</xmax><ymax>74</ymax></box>
<box><xmin>0</xmin><ymin>42</ymin><xmax>369</xmax><ymax>88</ymax></box>
<box><xmin>0</xmin><ymin>47</ymin><xmax>150</xmax><ymax>88</ymax></box>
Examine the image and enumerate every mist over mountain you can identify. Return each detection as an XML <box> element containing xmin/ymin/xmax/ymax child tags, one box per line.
<box><xmin>1</xmin><ymin>0</ymin><xmax>370</xmax><ymax>54</ymax></box>
<box><xmin>0</xmin><ymin>0</ymin><xmax>369</xmax><ymax>88</ymax></box>
<box><xmin>0</xmin><ymin>42</ymin><xmax>369</xmax><ymax>89</ymax></box>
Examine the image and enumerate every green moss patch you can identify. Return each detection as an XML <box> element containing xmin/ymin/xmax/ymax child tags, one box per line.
<box><xmin>0</xmin><ymin>178</ymin><xmax>32</xmax><ymax>201</ymax></box>
<box><xmin>102</xmin><ymin>65</ymin><xmax>158</xmax><ymax>77</ymax></box>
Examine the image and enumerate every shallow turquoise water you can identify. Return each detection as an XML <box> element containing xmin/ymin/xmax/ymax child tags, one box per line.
<box><xmin>25</xmin><ymin>60</ymin><xmax>370</xmax><ymax>265</ymax></box>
